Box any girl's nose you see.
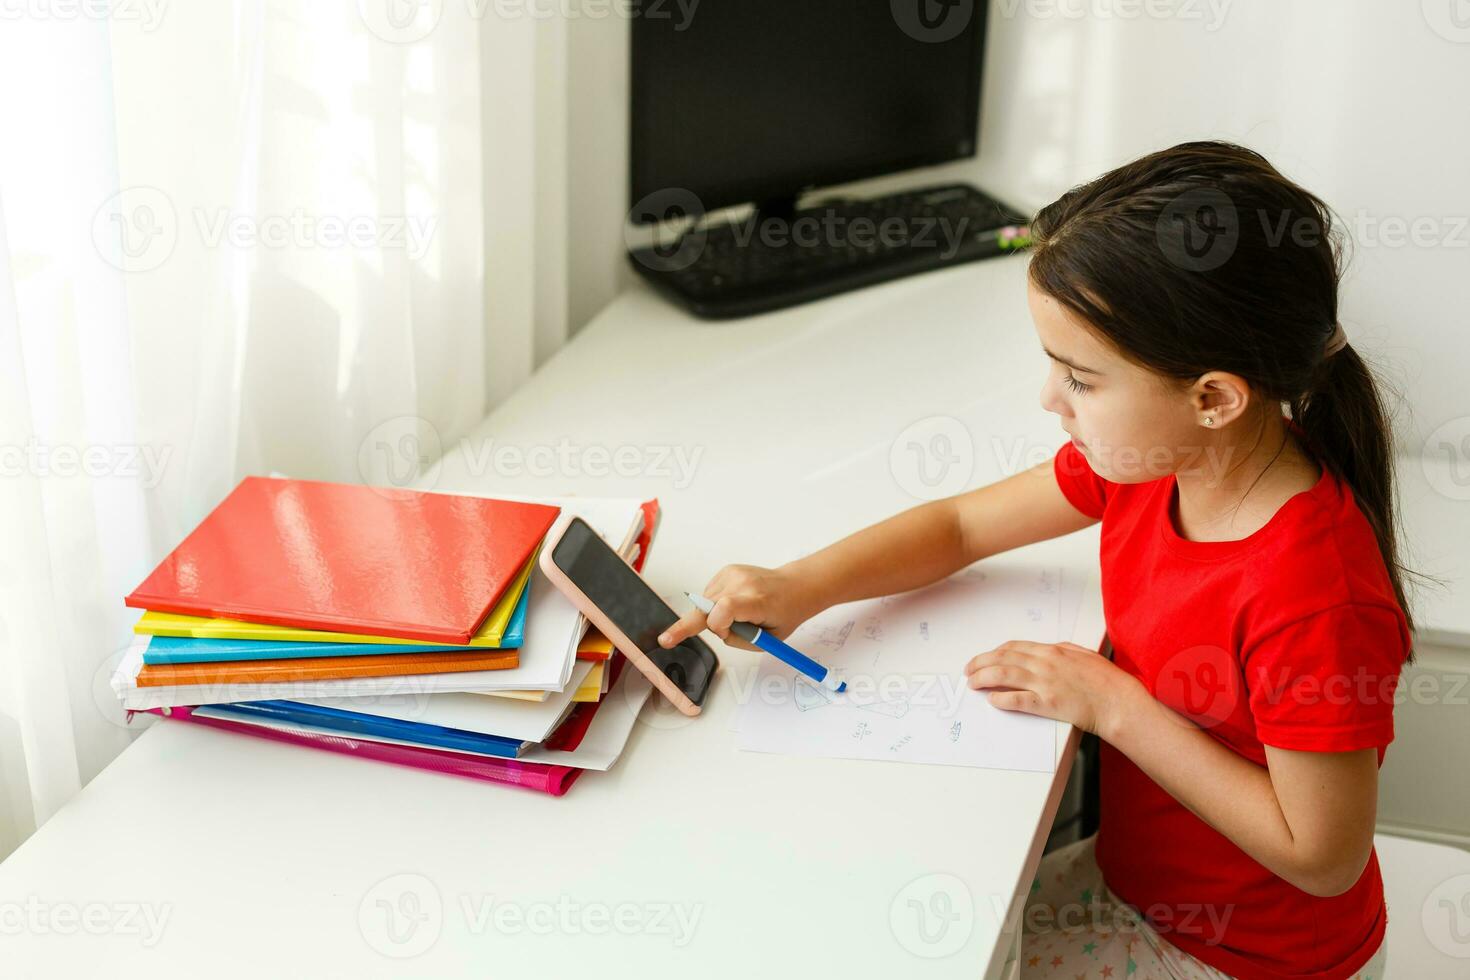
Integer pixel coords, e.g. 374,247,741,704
1039,378,1068,418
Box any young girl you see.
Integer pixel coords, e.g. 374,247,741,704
658,142,1410,980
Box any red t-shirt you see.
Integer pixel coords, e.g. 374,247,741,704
1052,428,1409,980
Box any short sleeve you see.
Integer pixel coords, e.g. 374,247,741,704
1052,440,1114,520
1242,603,1408,752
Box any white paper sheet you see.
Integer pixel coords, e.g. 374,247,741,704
734,565,1062,772
296,661,594,743
518,667,652,771
191,663,652,773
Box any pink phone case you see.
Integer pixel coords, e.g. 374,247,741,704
539,516,708,718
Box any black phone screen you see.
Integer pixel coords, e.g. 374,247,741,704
550,517,717,706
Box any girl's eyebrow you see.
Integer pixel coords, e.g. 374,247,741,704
1042,346,1104,376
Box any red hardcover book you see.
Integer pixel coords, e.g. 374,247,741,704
126,477,560,644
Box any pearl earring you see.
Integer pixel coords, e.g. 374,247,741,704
1203,416,1215,426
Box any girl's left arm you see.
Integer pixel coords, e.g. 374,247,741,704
965,641,1379,898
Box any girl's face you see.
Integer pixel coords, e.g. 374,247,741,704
1027,279,1204,484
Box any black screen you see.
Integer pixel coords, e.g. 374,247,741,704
551,518,717,705
630,0,988,218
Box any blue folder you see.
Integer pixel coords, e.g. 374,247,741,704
199,700,528,758
142,579,531,664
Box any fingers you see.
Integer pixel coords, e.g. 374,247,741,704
664,565,773,652
988,689,1043,713
657,593,762,651
704,595,750,634
965,640,1055,676
966,663,1035,692
658,609,707,648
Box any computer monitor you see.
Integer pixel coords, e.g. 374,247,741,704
629,0,990,221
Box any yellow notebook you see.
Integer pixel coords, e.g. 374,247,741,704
570,661,605,703
133,550,535,648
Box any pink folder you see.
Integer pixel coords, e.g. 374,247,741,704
144,705,585,796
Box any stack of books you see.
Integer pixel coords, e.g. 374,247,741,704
111,476,660,796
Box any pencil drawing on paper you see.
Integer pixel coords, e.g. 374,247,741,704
856,697,909,719
793,678,836,712
810,620,854,651
736,564,1066,772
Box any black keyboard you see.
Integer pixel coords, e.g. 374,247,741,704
627,183,1031,319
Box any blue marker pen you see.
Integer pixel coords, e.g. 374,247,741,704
685,593,846,693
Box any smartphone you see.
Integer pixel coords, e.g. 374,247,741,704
540,516,718,717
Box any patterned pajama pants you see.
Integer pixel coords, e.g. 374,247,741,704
1018,835,1388,980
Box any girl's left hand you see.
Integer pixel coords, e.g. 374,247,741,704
964,641,1146,738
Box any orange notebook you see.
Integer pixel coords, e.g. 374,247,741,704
577,628,614,662
133,648,518,687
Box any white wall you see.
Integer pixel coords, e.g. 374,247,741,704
558,0,1470,457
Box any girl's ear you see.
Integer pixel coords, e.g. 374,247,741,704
1188,371,1252,428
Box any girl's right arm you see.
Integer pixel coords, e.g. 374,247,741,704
658,455,1098,650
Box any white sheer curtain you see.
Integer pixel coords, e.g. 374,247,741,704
0,2,514,857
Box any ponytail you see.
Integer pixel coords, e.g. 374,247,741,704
1292,344,1417,646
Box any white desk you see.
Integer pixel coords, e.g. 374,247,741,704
0,256,1107,978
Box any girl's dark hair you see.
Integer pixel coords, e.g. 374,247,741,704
1028,140,1420,645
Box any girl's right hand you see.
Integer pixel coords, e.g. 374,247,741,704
657,563,823,651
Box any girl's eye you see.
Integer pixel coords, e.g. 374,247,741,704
1063,373,1092,395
